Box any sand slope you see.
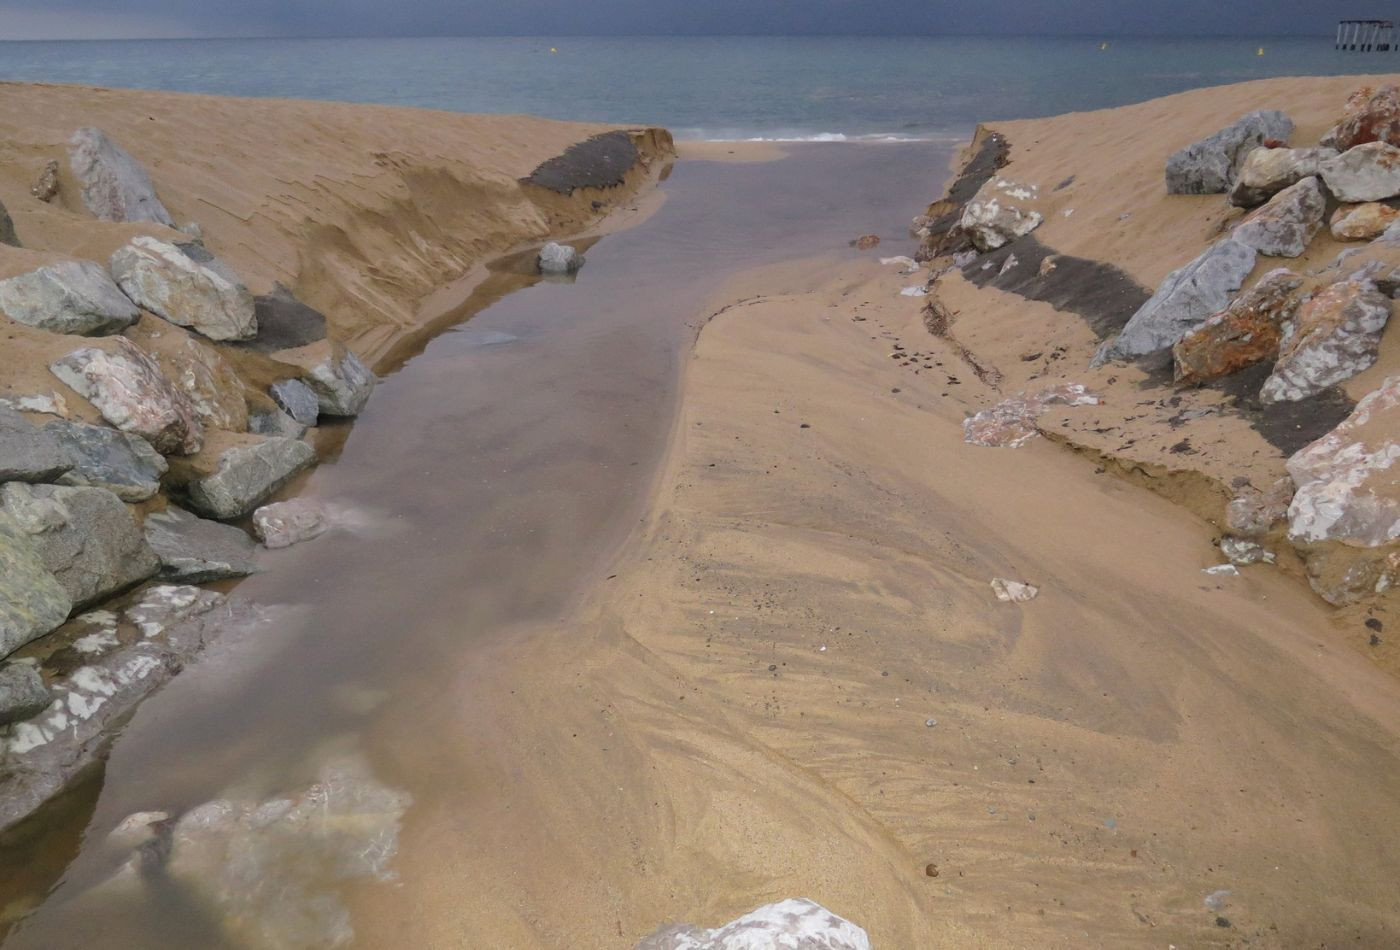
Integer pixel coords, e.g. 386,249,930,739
353,250,1400,946
0,82,670,363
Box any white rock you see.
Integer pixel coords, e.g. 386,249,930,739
1320,142,1400,203
959,177,1043,251
67,127,174,226
1286,374,1400,547
50,338,204,455
636,898,871,950
539,241,583,275
991,578,1039,602
110,236,256,342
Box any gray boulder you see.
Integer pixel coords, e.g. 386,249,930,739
68,127,175,226
1231,176,1325,258
1228,146,1338,207
269,379,319,427
0,482,159,609
1095,239,1257,363
180,435,316,520
0,663,51,726
0,260,139,336
45,419,168,502
252,499,328,549
0,511,72,658
110,236,256,342
285,340,375,417
1261,278,1391,404
0,200,18,247
539,241,583,275
143,505,260,582
1320,142,1400,203
50,338,204,455
247,405,308,440
637,899,871,950
240,285,328,353
1166,110,1294,195
0,405,74,483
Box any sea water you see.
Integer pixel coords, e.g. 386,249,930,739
0,35,1381,139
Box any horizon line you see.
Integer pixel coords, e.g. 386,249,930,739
0,31,1333,43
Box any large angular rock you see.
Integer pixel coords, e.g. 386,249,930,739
269,379,319,427
67,127,175,226
1320,142,1400,203
240,285,328,353
637,899,871,950
1286,374,1399,547
0,260,139,336
0,482,159,609
0,405,74,483
0,511,72,658
247,405,307,440
1260,278,1391,404
1173,268,1303,384
147,333,249,431
0,663,51,726
110,236,256,342
176,434,316,520
1166,110,1294,195
1321,85,1400,152
1330,202,1400,241
44,419,167,502
1231,176,1325,258
282,340,376,417
0,588,243,832
1095,239,1257,363
50,338,204,455
1229,146,1339,207
959,177,1043,251
143,505,260,582
539,242,583,275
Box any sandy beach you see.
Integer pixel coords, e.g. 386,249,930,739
2,67,1400,950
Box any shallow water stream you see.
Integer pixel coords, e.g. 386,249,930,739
0,143,950,947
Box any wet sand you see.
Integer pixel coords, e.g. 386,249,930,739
0,143,948,947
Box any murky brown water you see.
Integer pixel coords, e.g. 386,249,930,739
0,143,950,948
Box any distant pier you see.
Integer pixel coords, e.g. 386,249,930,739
1337,20,1397,51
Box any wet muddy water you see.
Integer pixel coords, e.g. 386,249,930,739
0,143,950,947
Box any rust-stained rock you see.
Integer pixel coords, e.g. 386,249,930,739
1321,85,1400,152
142,332,249,432
1260,278,1391,404
1330,202,1400,241
962,384,1100,448
49,338,204,455
1173,268,1303,384
852,234,880,250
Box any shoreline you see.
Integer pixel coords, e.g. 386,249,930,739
4,71,1400,947
0,82,675,839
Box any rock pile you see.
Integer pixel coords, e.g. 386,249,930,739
0,126,379,794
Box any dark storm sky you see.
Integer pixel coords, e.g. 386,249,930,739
0,0,1342,40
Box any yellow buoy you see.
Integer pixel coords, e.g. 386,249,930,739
550,47,558,54
1099,42,1109,50
1257,47,1265,56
